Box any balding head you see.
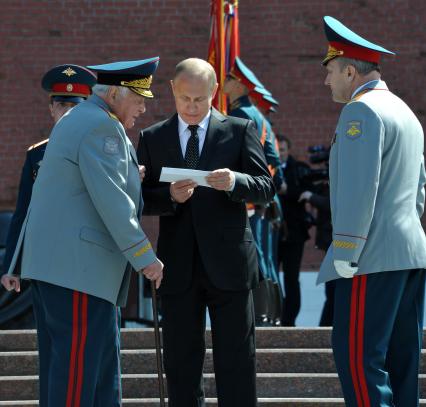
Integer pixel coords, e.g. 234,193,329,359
171,58,219,125
174,58,217,93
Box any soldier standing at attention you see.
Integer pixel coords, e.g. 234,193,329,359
0,64,96,329
224,58,284,325
318,16,426,406
1,58,163,406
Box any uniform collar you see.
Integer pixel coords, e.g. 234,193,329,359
87,94,113,112
351,79,388,100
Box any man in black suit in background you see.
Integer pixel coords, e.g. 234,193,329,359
276,135,312,326
137,58,274,407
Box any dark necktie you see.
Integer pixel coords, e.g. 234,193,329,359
184,124,199,169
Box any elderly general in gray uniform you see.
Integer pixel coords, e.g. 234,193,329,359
318,16,426,407
1,58,163,406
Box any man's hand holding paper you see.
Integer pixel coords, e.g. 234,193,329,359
161,167,236,201
206,168,235,191
160,167,211,187
170,179,198,203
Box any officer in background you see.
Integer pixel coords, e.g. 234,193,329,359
1,58,163,406
299,183,333,326
0,64,96,329
318,16,426,406
277,134,313,326
250,88,282,256
224,57,283,325
250,86,284,325
250,88,279,117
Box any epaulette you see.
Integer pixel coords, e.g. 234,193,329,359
28,138,49,151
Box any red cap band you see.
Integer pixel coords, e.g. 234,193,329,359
51,83,91,96
329,41,380,64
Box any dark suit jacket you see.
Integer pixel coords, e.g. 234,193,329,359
279,156,312,243
137,108,275,294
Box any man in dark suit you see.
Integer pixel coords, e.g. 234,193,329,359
276,135,312,326
137,58,275,407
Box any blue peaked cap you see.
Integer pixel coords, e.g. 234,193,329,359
263,94,279,106
42,64,96,104
323,16,395,65
250,86,279,112
252,86,272,97
230,57,264,90
87,57,160,98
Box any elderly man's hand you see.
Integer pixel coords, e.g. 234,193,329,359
206,168,235,191
141,259,164,289
1,274,21,292
170,179,197,203
139,165,146,182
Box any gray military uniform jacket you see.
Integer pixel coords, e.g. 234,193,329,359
7,95,156,306
318,80,426,284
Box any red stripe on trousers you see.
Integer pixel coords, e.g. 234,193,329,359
74,293,88,407
66,291,80,407
349,276,363,406
357,275,371,407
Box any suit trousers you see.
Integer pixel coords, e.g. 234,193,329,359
279,241,305,326
161,245,257,407
332,269,425,407
319,280,335,327
31,280,122,407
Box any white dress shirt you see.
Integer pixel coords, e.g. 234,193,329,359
176,109,235,191
177,110,211,157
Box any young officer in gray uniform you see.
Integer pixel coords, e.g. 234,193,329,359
318,16,426,406
1,57,163,407
0,64,96,329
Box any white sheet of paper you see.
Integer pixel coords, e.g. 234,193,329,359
159,167,212,188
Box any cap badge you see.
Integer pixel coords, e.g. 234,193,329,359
62,67,77,77
66,84,74,92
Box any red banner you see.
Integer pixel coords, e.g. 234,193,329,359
208,0,240,114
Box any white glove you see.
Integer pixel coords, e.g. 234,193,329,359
334,260,358,278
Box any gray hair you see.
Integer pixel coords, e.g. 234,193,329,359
92,84,130,98
337,57,380,75
174,58,217,92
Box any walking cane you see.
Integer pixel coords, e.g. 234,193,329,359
151,281,166,406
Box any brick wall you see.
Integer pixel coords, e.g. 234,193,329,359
1,0,425,268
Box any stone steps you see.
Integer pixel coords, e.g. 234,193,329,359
0,349,335,375
0,328,335,351
2,374,426,399
1,328,424,404
1,402,426,407
0,398,376,407
2,348,426,376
